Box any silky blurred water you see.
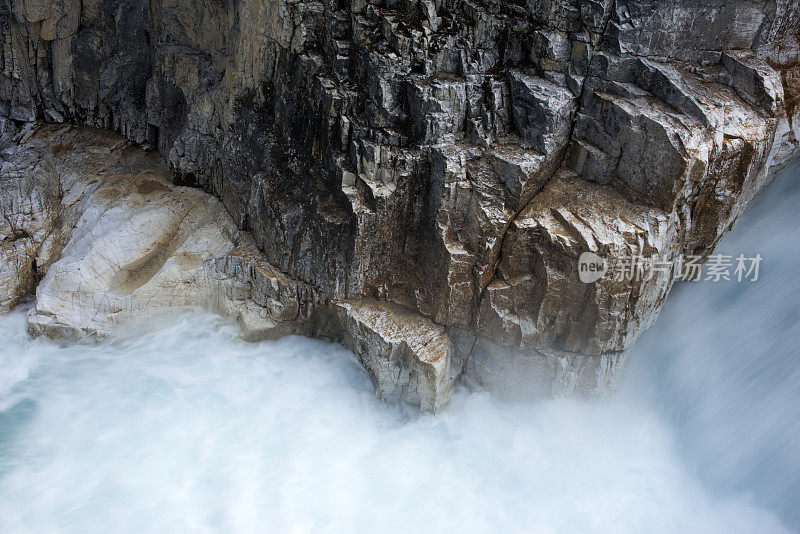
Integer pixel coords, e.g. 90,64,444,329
0,163,797,533
626,160,800,528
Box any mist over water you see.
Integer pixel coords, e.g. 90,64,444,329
626,160,800,527
0,164,798,533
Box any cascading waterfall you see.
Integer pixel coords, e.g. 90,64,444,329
0,162,797,533
625,160,800,528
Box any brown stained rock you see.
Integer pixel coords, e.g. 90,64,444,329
476,169,675,358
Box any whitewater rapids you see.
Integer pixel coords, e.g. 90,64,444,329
0,164,797,533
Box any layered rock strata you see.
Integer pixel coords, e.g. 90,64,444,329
1,0,799,409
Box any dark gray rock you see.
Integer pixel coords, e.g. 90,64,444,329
1,0,798,409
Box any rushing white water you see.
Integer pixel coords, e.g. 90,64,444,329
0,164,797,533
625,160,800,529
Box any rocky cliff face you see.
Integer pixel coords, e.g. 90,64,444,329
1,0,798,410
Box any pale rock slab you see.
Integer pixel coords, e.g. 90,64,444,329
25,142,243,337
334,300,458,412
476,169,675,357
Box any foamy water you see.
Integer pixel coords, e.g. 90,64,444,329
0,163,797,533
626,160,800,528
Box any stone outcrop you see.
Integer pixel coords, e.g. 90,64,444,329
1,0,799,409
2,125,464,411
1,125,280,338
335,299,462,412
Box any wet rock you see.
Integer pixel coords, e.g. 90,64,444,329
466,337,627,402
0,0,799,408
335,299,462,412
475,169,675,370
7,126,459,410
22,128,248,338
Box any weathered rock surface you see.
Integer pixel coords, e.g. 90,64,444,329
2,125,270,338
3,125,463,410
335,300,460,412
1,0,799,409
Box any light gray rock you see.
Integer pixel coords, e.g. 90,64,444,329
335,299,460,412
476,169,675,358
